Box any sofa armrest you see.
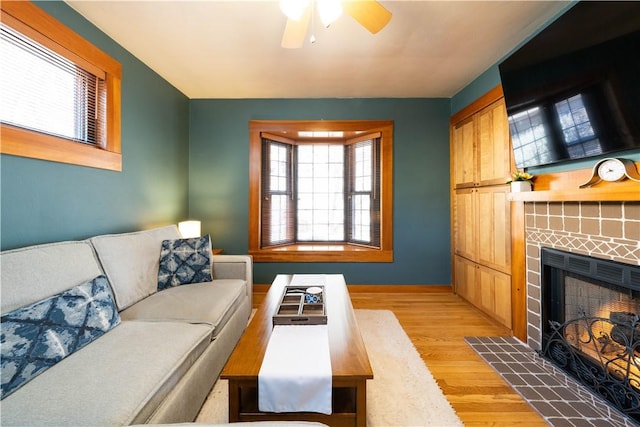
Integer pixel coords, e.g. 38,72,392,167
212,255,253,307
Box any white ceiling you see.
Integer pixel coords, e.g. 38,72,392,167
65,0,571,99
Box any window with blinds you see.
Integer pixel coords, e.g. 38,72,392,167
262,141,294,247
0,1,122,171
249,120,393,262
347,139,380,247
1,24,105,146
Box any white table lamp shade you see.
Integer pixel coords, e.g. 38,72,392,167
178,220,201,238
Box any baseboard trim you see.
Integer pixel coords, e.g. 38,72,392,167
348,285,453,293
253,284,453,293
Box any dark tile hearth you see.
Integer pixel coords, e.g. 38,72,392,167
465,336,638,427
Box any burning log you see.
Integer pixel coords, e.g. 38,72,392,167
610,311,640,349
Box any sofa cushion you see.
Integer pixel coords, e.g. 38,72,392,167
120,279,246,338
1,275,120,399
158,235,213,290
0,320,212,426
90,225,181,310
0,241,103,314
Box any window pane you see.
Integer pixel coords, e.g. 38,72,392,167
352,195,371,242
313,178,329,192
508,107,553,168
329,224,343,240
296,143,344,241
313,145,328,163
329,145,343,162
269,195,290,243
269,144,288,192
298,177,313,193
298,193,313,209
330,177,343,193
298,224,312,240
554,94,601,159
313,193,329,207
354,141,372,192
314,163,329,178
298,163,313,177
297,145,313,162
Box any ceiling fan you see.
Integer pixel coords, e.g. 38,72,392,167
280,0,392,48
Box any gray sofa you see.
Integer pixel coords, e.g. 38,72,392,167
0,225,253,426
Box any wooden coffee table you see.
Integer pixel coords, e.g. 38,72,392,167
221,274,373,427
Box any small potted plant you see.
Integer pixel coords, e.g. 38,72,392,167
507,170,535,192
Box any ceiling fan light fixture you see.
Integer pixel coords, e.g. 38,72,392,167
280,0,310,21
317,0,343,27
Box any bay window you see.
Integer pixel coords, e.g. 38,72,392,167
249,120,393,262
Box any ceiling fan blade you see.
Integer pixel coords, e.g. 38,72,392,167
343,0,392,34
281,7,311,49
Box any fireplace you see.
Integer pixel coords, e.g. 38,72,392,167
540,247,640,420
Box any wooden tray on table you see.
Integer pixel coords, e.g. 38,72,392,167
272,285,327,325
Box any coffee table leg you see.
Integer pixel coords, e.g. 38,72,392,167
228,380,240,422
356,380,367,427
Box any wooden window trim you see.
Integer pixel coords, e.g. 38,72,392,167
0,1,122,171
249,120,393,262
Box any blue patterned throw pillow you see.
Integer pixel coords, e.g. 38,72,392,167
1,275,120,399
157,235,213,291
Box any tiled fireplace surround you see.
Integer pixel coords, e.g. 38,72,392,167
524,201,640,351
468,201,640,426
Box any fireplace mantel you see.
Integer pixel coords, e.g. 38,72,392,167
509,160,640,202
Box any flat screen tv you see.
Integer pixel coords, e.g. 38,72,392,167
498,1,640,169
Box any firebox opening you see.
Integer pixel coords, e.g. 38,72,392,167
540,247,640,421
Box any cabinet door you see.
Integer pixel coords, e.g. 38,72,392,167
478,265,512,328
453,188,477,262
452,117,476,188
454,255,479,306
477,99,511,186
476,185,511,274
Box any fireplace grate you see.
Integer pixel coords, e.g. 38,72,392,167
541,247,640,423
542,311,640,420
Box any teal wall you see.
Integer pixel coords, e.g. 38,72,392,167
0,2,190,250
189,99,452,285
451,66,502,116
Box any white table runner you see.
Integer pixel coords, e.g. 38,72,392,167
258,275,332,415
258,324,332,414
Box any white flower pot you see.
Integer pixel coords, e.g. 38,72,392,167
511,181,532,192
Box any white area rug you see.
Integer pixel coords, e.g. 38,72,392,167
196,309,463,426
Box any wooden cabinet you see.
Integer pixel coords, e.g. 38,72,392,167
454,185,510,272
452,98,511,188
453,188,476,261
450,87,514,329
478,264,512,328
454,255,512,329
454,255,479,306
477,100,511,186
452,118,475,188
476,185,511,273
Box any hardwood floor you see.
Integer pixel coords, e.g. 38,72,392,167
253,285,548,426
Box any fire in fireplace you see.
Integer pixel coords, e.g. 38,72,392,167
540,247,640,421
